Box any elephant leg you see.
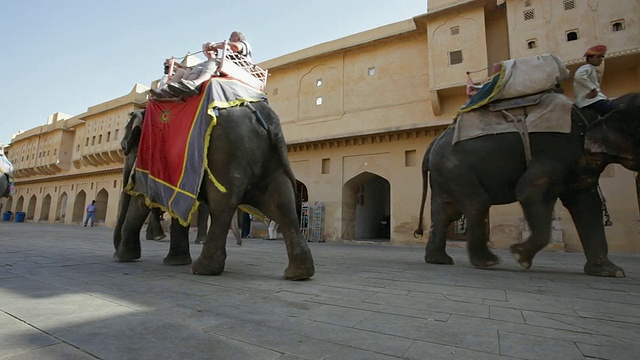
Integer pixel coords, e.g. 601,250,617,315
146,209,166,241
560,188,624,277
192,206,235,275
116,196,149,261
511,165,560,269
439,174,497,268
424,196,458,265
195,202,208,244
113,191,131,251
252,174,315,280
465,205,498,268
163,218,192,266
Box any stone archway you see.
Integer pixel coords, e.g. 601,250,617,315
73,191,87,223
40,194,52,222
56,192,68,222
342,171,391,241
15,195,24,212
26,195,37,220
95,188,109,225
5,196,13,213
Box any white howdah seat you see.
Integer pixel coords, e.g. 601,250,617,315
217,43,268,92
162,41,268,94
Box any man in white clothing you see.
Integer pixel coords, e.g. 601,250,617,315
573,44,617,116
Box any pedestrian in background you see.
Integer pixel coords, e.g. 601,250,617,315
241,211,252,238
267,220,279,240
84,200,97,227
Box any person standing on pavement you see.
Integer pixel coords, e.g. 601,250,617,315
84,200,97,227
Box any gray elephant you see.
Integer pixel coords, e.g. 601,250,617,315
415,92,640,277
114,110,241,266
115,102,314,280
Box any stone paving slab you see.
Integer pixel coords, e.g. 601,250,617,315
0,222,639,359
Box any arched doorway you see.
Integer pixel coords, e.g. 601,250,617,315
342,172,391,241
26,195,37,220
73,191,87,223
5,196,13,213
15,195,24,212
95,188,109,224
295,180,309,227
40,194,52,222
56,192,68,222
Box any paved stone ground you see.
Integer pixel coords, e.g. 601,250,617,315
0,222,639,360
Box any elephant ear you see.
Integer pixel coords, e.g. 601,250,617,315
122,110,145,155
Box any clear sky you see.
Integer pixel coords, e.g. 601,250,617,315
0,0,427,146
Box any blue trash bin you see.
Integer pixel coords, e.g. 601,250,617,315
2,211,12,221
15,211,26,223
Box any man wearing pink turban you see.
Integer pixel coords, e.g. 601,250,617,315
573,44,617,116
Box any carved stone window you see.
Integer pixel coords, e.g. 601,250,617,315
524,9,535,21
448,50,463,65
563,0,575,10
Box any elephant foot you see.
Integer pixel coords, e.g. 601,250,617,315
154,234,167,241
584,260,625,277
115,248,141,262
425,249,454,265
469,248,500,268
284,262,315,281
194,236,206,244
191,256,225,275
425,239,454,265
283,247,315,280
163,254,192,266
510,243,535,270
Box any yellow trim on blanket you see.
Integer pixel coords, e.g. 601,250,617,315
203,109,227,193
238,204,267,222
124,181,198,228
203,78,265,193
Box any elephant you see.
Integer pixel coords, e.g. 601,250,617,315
0,173,9,198
115,102,315,280
113,110,241,266
415,92,640,277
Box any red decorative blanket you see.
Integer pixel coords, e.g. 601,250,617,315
126,78,267,226
127,84,212,226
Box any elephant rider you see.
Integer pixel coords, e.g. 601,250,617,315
209,31,253,63
150,31,253,99
573,44,617,116
150,43,219,99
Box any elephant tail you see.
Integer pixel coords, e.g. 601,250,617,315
414,142,434,239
